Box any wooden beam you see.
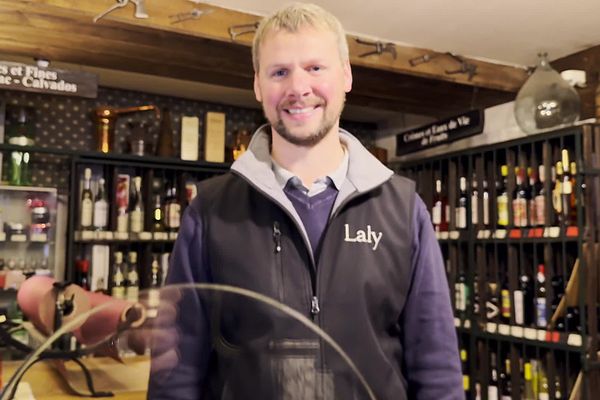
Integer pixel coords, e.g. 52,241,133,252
6,0,528,91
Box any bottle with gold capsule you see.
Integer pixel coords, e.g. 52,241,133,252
497,165,509,228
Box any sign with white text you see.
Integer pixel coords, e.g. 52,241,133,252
396,109,484,156
0,61,98,98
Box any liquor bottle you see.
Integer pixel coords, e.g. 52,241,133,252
569,161,578,225
523,362,535,400
487,282,500,323
76,259,90,291
500,271,511,324
80,168,94,230
554,375,562,399
552,162,563,225
500,359,512,400
482,180,490,227
152,194,164,232
471,175,479,226
538,364,550,400
150,253,161,288
455,267,468,318
528,167,538,227
534,165,546,226
488,352,499,400
93,178,109,231
535,264,547,328
497,165,509,228
472,272,480,317
111,251,126,299
8,106,35,186
513,167,528,227
515,263,533,326
156,107,175,157
456,177,468,229
126,251,139,302
460,346,469,397
561,150,572,225
129,176,144,233
164,182,181,232
432,179,448,232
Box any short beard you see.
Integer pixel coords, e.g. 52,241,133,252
268,99,345,147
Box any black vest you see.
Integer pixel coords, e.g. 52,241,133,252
195,171,416,400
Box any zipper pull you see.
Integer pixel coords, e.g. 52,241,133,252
311,296,320,315
273,222,281,253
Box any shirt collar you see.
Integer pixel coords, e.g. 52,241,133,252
272,145,349,193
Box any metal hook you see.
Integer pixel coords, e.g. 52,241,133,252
169,8,212,24
228,22,260,41
355,38,397,60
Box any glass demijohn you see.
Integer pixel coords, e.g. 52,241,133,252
514,53,580,134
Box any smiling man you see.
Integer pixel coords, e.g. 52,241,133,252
150,3,463,399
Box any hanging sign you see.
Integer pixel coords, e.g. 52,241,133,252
0,61,98,98
396,109,484,156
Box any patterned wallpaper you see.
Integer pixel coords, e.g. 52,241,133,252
0,87,377,189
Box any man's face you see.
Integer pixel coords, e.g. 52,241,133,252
253,26,352,147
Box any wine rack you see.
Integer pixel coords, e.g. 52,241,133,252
395,124,600,400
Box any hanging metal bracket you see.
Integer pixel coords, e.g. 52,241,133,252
228,22,260,41
408,52,478,81
355,38,397,60
169,8,213,24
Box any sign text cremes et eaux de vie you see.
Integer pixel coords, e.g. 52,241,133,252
396,109,484,156
0,61,98,98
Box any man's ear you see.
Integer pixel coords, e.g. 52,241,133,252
343,60,353,93
254,73,263,102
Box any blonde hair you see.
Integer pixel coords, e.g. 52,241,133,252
252,2,349,72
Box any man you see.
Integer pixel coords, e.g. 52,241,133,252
149,3,463,399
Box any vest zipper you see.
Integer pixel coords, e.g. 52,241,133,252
273,222,284,302
311,296,320,315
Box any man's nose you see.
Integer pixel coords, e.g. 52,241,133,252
286,70,311,98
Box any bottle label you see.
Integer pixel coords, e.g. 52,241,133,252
456,206,467,229
471,194,478,225
432,202,442,225
497,195,509,226
112,286,125,299
536,297,547,327
81,199,93,227
130,210,143,233
562,180,572,195
462,375,469,391
535,195,545,225
455,283,466,311
513,290,524,325
488,386,498,400
126,286,139,302
93,201,108,229
512,198,527,227
166,203,181,228
117,214,128,233
483,195,490,226
501,289,511,318
539,394,550,400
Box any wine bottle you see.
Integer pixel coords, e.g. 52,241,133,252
111,251,125,299
561,150,572,225
523,362,535,400
455,267,468,318
500,358,512,400
497,165,509,228
152,194,164,232
513,167,528,227
534,165,546,226
93,178,109,231
456,177,468,230
535,264,547,328
471,174,479,226
488,352,499,400
156,107,175,157
432,179,449,232
126,251,139,302
80,168,94,230
129,176,144,233
552,162,563,225
164,182,181,232
482,179,490,227
500,271,511,324
515,263,533,327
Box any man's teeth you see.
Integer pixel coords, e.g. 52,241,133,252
287,107,313,115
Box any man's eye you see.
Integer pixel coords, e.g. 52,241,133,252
310,66,322,72
272,70,287,77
